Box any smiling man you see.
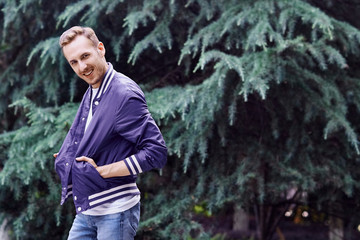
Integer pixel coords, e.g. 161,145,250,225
54,26,167,240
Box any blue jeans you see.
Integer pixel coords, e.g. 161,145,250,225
67,202,140,240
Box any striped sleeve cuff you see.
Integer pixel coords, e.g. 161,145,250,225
124,155,143,175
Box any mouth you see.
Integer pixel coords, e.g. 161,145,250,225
83,69,93,77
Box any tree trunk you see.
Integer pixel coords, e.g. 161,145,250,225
233,205,249,234
0,219,9,240
329,216,344,240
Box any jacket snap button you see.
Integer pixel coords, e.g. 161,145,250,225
78,207,81,211
74,196,77,200
94,101,99,105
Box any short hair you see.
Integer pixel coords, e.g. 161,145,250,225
59,26,99,48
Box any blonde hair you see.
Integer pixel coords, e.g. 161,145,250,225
59,26,99,48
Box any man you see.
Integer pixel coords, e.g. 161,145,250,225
54,26,167,240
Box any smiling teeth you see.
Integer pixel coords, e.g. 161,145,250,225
84,70,93,76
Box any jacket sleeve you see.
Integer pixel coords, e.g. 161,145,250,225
114,88,167,175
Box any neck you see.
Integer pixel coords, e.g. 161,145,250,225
92,61,109,89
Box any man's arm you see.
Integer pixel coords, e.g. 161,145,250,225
114,95,167,175
75,156,131,178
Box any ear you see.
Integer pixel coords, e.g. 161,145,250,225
97,42,106,57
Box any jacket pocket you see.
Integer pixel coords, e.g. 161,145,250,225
73,161,108,193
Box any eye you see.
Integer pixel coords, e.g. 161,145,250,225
70,60,77,65
81,53,90,60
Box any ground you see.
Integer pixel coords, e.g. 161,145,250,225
194,209,360,240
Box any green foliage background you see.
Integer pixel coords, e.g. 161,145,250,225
0,0,360,239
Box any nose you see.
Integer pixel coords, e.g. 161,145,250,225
79,61,87,72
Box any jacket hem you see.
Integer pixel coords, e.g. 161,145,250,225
88,183,140,207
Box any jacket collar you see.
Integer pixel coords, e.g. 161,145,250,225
91,62,115,99
89,63,116,115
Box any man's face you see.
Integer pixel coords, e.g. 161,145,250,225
62,35,108,88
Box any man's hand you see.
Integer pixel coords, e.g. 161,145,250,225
76,156,131,178
53,153,59,158
76,156,98,168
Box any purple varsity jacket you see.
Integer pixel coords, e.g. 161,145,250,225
54,63,167,213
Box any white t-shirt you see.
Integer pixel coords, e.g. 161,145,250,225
84,88,99,132
82,87,140,215
82,195,140,216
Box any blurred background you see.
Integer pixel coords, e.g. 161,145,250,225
0,0,360,239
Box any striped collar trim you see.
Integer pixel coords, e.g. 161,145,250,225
91,62,116,99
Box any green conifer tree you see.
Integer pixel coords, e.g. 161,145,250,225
1,0,360,239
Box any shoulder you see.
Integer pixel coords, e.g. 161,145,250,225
79,87,91,106
111,71,145,100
